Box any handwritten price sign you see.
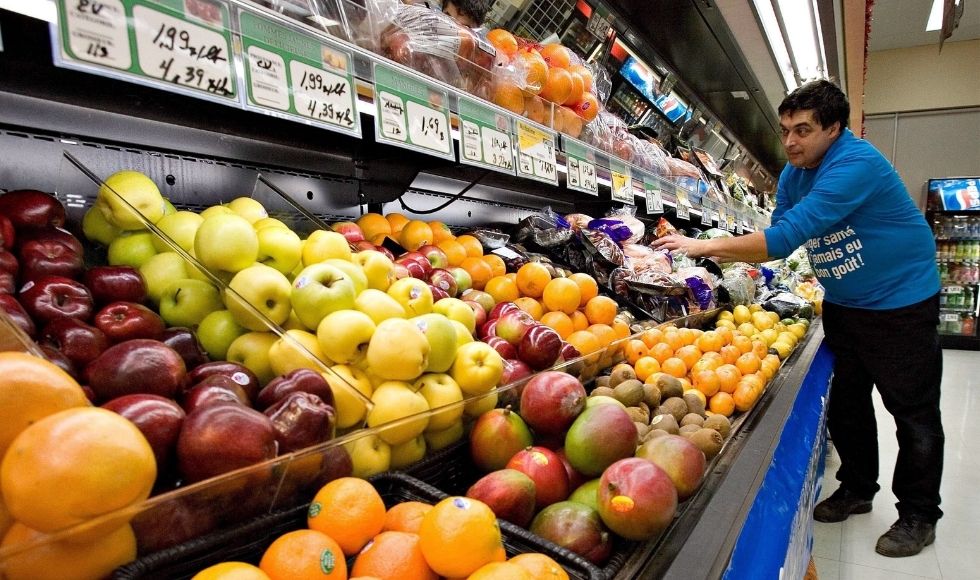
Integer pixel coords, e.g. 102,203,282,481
59,0,132,70
374,63,454,161
564,137,599,196
458,96,515,174
515,120,558,185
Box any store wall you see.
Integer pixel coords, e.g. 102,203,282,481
864,40,980,113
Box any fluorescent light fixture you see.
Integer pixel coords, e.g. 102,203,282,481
753,0,797,90
753,0,827,90
927,0,961,31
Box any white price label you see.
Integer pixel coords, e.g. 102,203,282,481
290,61,355,128
645,182,663,214
378,91,407,142
245,45,288,110
533,157,558,182
408,101,451,154
132,4,234,96
462,120,481,162
676,203,690,220
701,206,713,226
482,127,514,171
611,170,633,204
63,0,131,69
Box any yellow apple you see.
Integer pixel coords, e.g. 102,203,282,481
256,226,302,275
323,258,367,294
433,297,477,334
387,277,433,317
254,217,289,231
268,329,330,376
344,434,391,478
302,230,351,265
139,252,189,304
200,205,235,219
97,170,165,230
316,310,375,365
82,202,121,246
352,250,395,291
365,318,430,381
449,341,504,396
226,331,279,385
450,320,474,350
411,313,458,373
283,310,312,331
152,211,203,253
424,422,464,451
463,390,498,418
194,213,259,274
226,197,268,224
414,373,464,432
226,263,292,330
354,289,407,324
323,365,372,429
290,263,357,330
367,381,430,445
389,435,427,469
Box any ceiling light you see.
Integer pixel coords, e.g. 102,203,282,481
753,0,828,90
927,0,961,31
752,0,797,90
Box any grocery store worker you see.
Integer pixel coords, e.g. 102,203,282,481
653,79,944,558
442,0,492,29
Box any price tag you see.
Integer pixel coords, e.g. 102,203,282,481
457,96,516,174
675,200,690,221
736,217,744,234
374,63,454,160
515,119,558,185
585,6,612,38
701,201,713,226
238,9,359,137
644,177,663,214
564,137,598,196
675,188,691,210
609,159,633,204
54,0,238,104
726,212,736,232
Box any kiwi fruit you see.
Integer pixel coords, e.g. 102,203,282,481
594,376,611,389
703,415,731,439
649,413,679,434
614,379,645,407
591,386,615,399
609,364,637,387
679,424,702,436
634,421,650,439
642,383,662,407
626,406,650,424
683,391,706,417
689,428,724,459
680,413,705,428
642,429,670,443
653,374,684,399
660,397,689,423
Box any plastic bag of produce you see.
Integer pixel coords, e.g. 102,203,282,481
586,218,633,245
623,244,672,274
564,213,593,231
514,207,573,248
654,217,679,239
469,228,510,250
685,276,714,311
762,291,809,319
696,228,733,240
717,265,756,306
581,229,626,266
606,206,645,245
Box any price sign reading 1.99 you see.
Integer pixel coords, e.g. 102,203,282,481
374,63,454,161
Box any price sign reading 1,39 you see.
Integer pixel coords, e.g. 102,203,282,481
563,137,599,196
54,0,238,104
458,96,515,174
515,119,558,185
373,63,454,161
238,9,359,137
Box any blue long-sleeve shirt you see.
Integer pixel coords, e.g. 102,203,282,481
763,128,939,310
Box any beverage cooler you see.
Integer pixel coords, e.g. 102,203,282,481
927,178,980,350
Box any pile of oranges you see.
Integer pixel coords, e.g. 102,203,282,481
193,477,569,580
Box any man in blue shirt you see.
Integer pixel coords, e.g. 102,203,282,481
655,80,944,558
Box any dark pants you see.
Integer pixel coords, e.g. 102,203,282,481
822,293,945,523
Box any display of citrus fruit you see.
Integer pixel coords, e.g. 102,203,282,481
307,477,386,555
418,496,503,578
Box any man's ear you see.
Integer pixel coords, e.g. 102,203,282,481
829,121,842,138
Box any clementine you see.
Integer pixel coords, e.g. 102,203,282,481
307,477,386,556
542,277,581,314
351,531,437,580
418,496,503,578
515,262,551,298
259,529,346,580
383,500,432,534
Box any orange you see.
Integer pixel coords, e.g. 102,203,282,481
569,64,594,90
731,334,753,354
612,319,631,340
491,82,526,115
513,296,544,320
456,234,484,258
623,339,649,365
693,370,720,398
661,357,687,379
696,331,724,353
467,561,533,580
524,94,548,124
428,221,454,243
662,329,684,352
735,352,761,376
542,278,581,314
677,327,699,346
583,295,617,325
649,342,674,364
399,220,434,251
641,327,664,348
716,326,734,346
259,529,346,580
386,213,410,235
1,407,155,535
418,496,503,578
633,356,661,382
538,44,571,69
677,377,693,392
587,323,616,349
486,29,519,58
690,357,721,375
307,477,386,556
0,351,90,459
519,50,548,94
719,345,741,365
461,257,494,291
0,521,137,580
568,273,598,307
485,276,520,303
674,345,702,370
351,531,437,580
569,92,599,122
515,262,551,298
565,330,601,358
540,311,574,339
482,254,507,278
193,562,271,579
715,364,742,394
751,340,769,360
539,67,572,104
564,72,585,106
709,392,735,417
570,310,589,331
733,384,759,413
357,213,392,240
383,501,433,534
437,239,467,267
509,553,569,580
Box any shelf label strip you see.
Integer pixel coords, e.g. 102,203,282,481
457,96,516,175
373,62,455,161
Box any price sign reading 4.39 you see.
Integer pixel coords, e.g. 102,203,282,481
515,119,558,185
54,0,238,104
458,96,515,174
374,63,454,160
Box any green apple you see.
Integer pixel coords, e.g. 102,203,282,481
302,230,351,266
323,259,367,294
463,390,498,418
367,381,430,445
152,211,203,253
344,434,391,478
433,297,477,334
365,318,430,381
194,213,259,274
200,205,234,220
316,309,375,365
107,231,158,268
139,252,190,304
291,263,357,330
256,226,302,275
387,277,434,317
323,364,372,429
268,329,330,376
162,198,177,216
225,331,279,385
413,373,464,432
354,289,406,324
410,313,458,373
449,341,504,396
159,278,223,327
226,197,268,224
351,250,395,291
424,422,464,451
450,320,474,350
97,170,165,230
283,310,312,331
389,435,427,469
225,263,292,330
254,217,289,231
82,202,121,246
197,309,247,360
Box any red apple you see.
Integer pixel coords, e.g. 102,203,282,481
506,446,570,508
187,361,260,402
161,327,210,372
392,262,411,280
353,240,376,253
488,301,520,321
85,339,187,402
263,391,336,453
0,190,66,230
464,299,486,329
374,245,395,261
396,251,432,278
519,371,586,436
182,375,251,413
478,319,499,340
19,275,94,324
83,266,147,306
255,368,335,410
495,310,535,345
518,324,563,370
94,301,166,343
39,317,109,367
38,344,78,379
0,249,18,276
102,394,186,469
331,221,365,243
428,284,450,302
16,227,85,281
428,268,458,297
461,289,494,314
449,267,472,294
0,214,14,250
417,244,449,269
0,294,35,337
484,335,518,360
596,458,678,540
176,403,278,483
559,342,582,362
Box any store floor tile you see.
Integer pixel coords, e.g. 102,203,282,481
812,348,980,580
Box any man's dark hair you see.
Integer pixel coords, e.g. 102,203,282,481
778,79,850,130
444,0,493,26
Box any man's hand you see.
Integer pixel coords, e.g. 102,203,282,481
651,234,710,257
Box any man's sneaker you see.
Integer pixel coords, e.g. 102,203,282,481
875,517,936,557
813,488,873,522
